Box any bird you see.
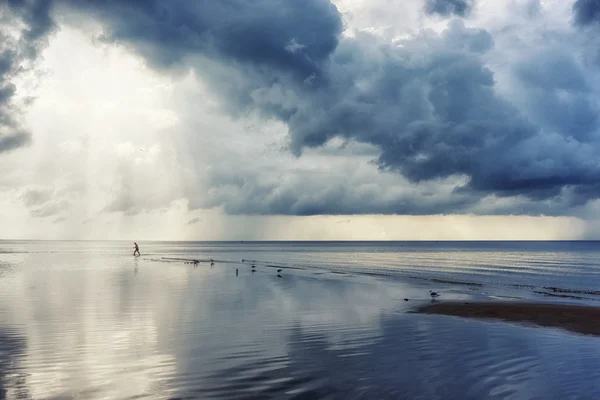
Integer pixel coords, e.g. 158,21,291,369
404,298,409,301
241,259,245,262
236,268,239,276
429,290,440,300
251,265,256,273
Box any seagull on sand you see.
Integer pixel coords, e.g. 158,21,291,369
429,290,440,300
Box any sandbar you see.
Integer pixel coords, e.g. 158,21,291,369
415,301,600,337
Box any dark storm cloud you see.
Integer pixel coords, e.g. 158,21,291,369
56,0,600,215
572,0,600,26
513,49,598,141
424,0,474,17
13,0,600,215
68,0,342,76
10,0,55,43
0,0,56,154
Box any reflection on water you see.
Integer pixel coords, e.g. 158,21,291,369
1,242,600,399
0,329,29,400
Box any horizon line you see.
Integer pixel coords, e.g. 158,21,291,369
1,239,599,242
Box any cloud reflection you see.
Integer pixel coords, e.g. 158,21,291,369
1,245,600,399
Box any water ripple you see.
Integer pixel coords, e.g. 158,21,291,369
3,241,600,398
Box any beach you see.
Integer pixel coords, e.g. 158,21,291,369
2,241,600,399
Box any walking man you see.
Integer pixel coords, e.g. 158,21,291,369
133,242,140,256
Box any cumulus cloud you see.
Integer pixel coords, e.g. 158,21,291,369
68,0,342,76
0,0,55,154
60,0,600,215
424,0,474,17
6,0,600,218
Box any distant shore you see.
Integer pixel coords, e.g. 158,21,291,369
415,301,600,337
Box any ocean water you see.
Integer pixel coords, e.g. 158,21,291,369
1,240,600,399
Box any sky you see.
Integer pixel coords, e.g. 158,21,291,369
1,0,600,240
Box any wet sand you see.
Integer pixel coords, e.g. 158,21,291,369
416,301,600,336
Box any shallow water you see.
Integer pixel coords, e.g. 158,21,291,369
2,241,600,399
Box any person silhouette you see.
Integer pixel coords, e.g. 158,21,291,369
133,242,140,256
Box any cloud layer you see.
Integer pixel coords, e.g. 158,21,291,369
0,0,55,153
3,0,600,218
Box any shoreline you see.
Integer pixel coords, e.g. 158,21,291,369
414,301,600,337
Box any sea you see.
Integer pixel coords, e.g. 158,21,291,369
1,240,600,399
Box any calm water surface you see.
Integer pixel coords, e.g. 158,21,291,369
1,241,600,399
